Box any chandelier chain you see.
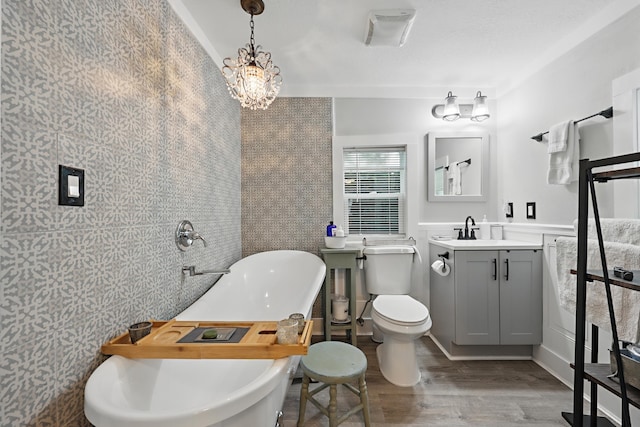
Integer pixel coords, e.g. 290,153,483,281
249,14,256,57
221,1,281,110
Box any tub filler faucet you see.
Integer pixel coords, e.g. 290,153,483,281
182,266,231,277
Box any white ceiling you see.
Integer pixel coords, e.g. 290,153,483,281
171,0,638,99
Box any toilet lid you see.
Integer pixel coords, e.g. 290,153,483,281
363,246,415,255
372,295,429,326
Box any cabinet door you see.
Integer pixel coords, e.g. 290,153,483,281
454,251,500,345
499,250,542,345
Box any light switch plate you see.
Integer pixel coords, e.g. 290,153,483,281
526,202,536,219
59,165,84,206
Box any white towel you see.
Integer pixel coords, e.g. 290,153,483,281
411,245,423,264
547,120,572,153
572,218,640,245
448,162,462,195
547,121,579,185
556,236,640,342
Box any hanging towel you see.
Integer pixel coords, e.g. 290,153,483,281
448,162,462,195
547,120,572,153
411,245,423,264
547,121,579,185
556,236,640,342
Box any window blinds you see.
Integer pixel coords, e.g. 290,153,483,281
343,147,406,235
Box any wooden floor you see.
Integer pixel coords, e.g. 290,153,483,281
281,336,576,427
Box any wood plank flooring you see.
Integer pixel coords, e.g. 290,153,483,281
281,336,576,426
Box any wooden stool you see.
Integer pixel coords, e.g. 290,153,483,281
297,341,371,427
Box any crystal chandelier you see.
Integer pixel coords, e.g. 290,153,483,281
222,0,282,110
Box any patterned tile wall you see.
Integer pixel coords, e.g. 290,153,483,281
241,98,333,256
241,97,333,318
0,1,241,425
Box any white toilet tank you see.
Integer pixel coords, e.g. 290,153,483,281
363,246,415,295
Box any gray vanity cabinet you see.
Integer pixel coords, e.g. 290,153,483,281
454,250,542,346
498,250,543,345
454,250,500,345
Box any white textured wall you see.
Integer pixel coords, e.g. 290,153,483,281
496,5,640,225
333,97,499,223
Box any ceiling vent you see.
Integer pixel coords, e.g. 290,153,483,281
364,9,416,47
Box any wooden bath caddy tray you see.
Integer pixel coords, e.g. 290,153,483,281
101,319,313,359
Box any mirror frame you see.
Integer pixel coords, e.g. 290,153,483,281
426,131,490,202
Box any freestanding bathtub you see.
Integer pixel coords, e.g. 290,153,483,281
84,250,326,427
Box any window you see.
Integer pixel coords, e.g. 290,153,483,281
342,147,406,235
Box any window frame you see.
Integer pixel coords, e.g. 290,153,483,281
332,134,419,241
343,148,406,235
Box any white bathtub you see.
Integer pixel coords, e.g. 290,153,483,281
84,250,326,427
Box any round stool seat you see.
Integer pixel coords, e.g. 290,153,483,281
301,341,367,383
297,341,371,427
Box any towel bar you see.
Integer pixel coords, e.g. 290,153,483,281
531,107,613,142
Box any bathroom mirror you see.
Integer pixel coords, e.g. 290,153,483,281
426,132,489,202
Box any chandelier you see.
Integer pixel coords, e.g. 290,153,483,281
222,0,282,110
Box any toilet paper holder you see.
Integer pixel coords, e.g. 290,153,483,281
431,255,451,277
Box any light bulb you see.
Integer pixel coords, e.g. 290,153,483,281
241,63,266,100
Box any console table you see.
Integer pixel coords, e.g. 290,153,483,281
320,248,360,346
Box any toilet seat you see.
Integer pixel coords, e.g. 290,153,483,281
372,295,429,326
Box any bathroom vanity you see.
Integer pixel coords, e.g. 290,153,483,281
429,239,542,359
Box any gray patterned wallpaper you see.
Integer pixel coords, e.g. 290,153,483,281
241,98,333,319
241,97,333,257
1,1,241,425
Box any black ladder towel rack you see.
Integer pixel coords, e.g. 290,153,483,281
531,107,613,142
562,152,640,427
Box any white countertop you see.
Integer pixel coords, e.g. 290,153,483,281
429,239,543,250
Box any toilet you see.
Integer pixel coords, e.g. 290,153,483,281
363,245,432,387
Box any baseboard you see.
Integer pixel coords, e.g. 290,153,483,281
532,344,574,389
533,344,623,426
429,335,532,361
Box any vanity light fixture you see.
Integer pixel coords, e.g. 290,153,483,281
432,91,491,122
471,91,490,122
222,0,282,110
442,91,460,121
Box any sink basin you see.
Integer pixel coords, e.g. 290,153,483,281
429,239,542,250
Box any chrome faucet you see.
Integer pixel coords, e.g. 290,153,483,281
182,265,230,276
187,230,208,247
175,220,207,251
